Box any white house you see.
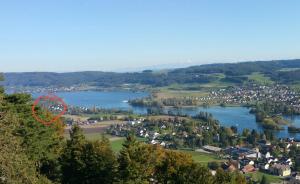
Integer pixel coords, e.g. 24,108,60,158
265,152,272,159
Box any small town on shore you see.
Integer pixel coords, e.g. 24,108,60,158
35,81,300,183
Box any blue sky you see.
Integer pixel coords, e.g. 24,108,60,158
0,0,300,72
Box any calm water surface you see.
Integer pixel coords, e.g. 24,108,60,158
31,91,300,139
32,91,149,114
167,106,300,139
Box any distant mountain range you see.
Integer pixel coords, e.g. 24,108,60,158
3,59,300,88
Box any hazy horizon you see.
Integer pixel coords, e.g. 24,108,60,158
3,58,299,73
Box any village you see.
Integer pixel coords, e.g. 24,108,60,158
107,116,300,183
32,82,300,184
165,84,300,109
204,84,300,109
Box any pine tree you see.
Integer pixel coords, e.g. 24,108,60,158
0,102,52,183
3,93,64,181
117,135,158,183
81,135,117,183
61,127,118,184
214,168,232,184
60,125,87,184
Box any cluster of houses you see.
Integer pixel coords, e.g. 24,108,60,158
107,117,300,182
47,104,65,113
108,117,201,149
7,85,90,93
203,140,300,181
108,119,146,136
159,84,300,112
224,147,292,177
109,119,167,146
65,118,98,126
209,84,300,108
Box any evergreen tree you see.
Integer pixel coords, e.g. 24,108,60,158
182,163,213,184
214,168,232,184
0,99,52,183
3,93,64,181
81,135,117,183
208,162,220,170
155,150,194,184
61,127,118,184
117,135,157,183
60,125,87,184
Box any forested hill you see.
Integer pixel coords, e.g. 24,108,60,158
3,59,300,87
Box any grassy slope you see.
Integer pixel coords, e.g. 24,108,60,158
179,150,224,164
110,138,126,152
245,172,283,183
155,89,209,99
152,71,277,104
247,72,274,85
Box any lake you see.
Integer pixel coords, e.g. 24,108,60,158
166,106,300,139
31,91,300,139
32,91,150,114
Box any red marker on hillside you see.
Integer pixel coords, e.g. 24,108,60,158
32,94,67,126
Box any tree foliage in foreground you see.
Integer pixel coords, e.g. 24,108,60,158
60,130,247,184
60,126,118,184
0,93,52,183
0,86,247,183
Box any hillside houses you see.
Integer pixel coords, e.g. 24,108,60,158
270,164,291,177
208,84,300,109
107,116,300,179
224,147,261,160
211,142,297,178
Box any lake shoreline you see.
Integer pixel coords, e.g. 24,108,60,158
29,90,300,139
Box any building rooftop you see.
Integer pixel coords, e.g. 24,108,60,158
203,145,222,152
272,163,291,170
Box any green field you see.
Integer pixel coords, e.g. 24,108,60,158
109,137,148,153
110,138,126,152
108,136,224,163
247,72,274,85
156,73,232,95
245,171,282,183
65,132,126,153
179,150,224,164
85,133,115,140
155,88,209,99
80,133,224,163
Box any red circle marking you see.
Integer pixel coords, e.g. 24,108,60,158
31,94,67,126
